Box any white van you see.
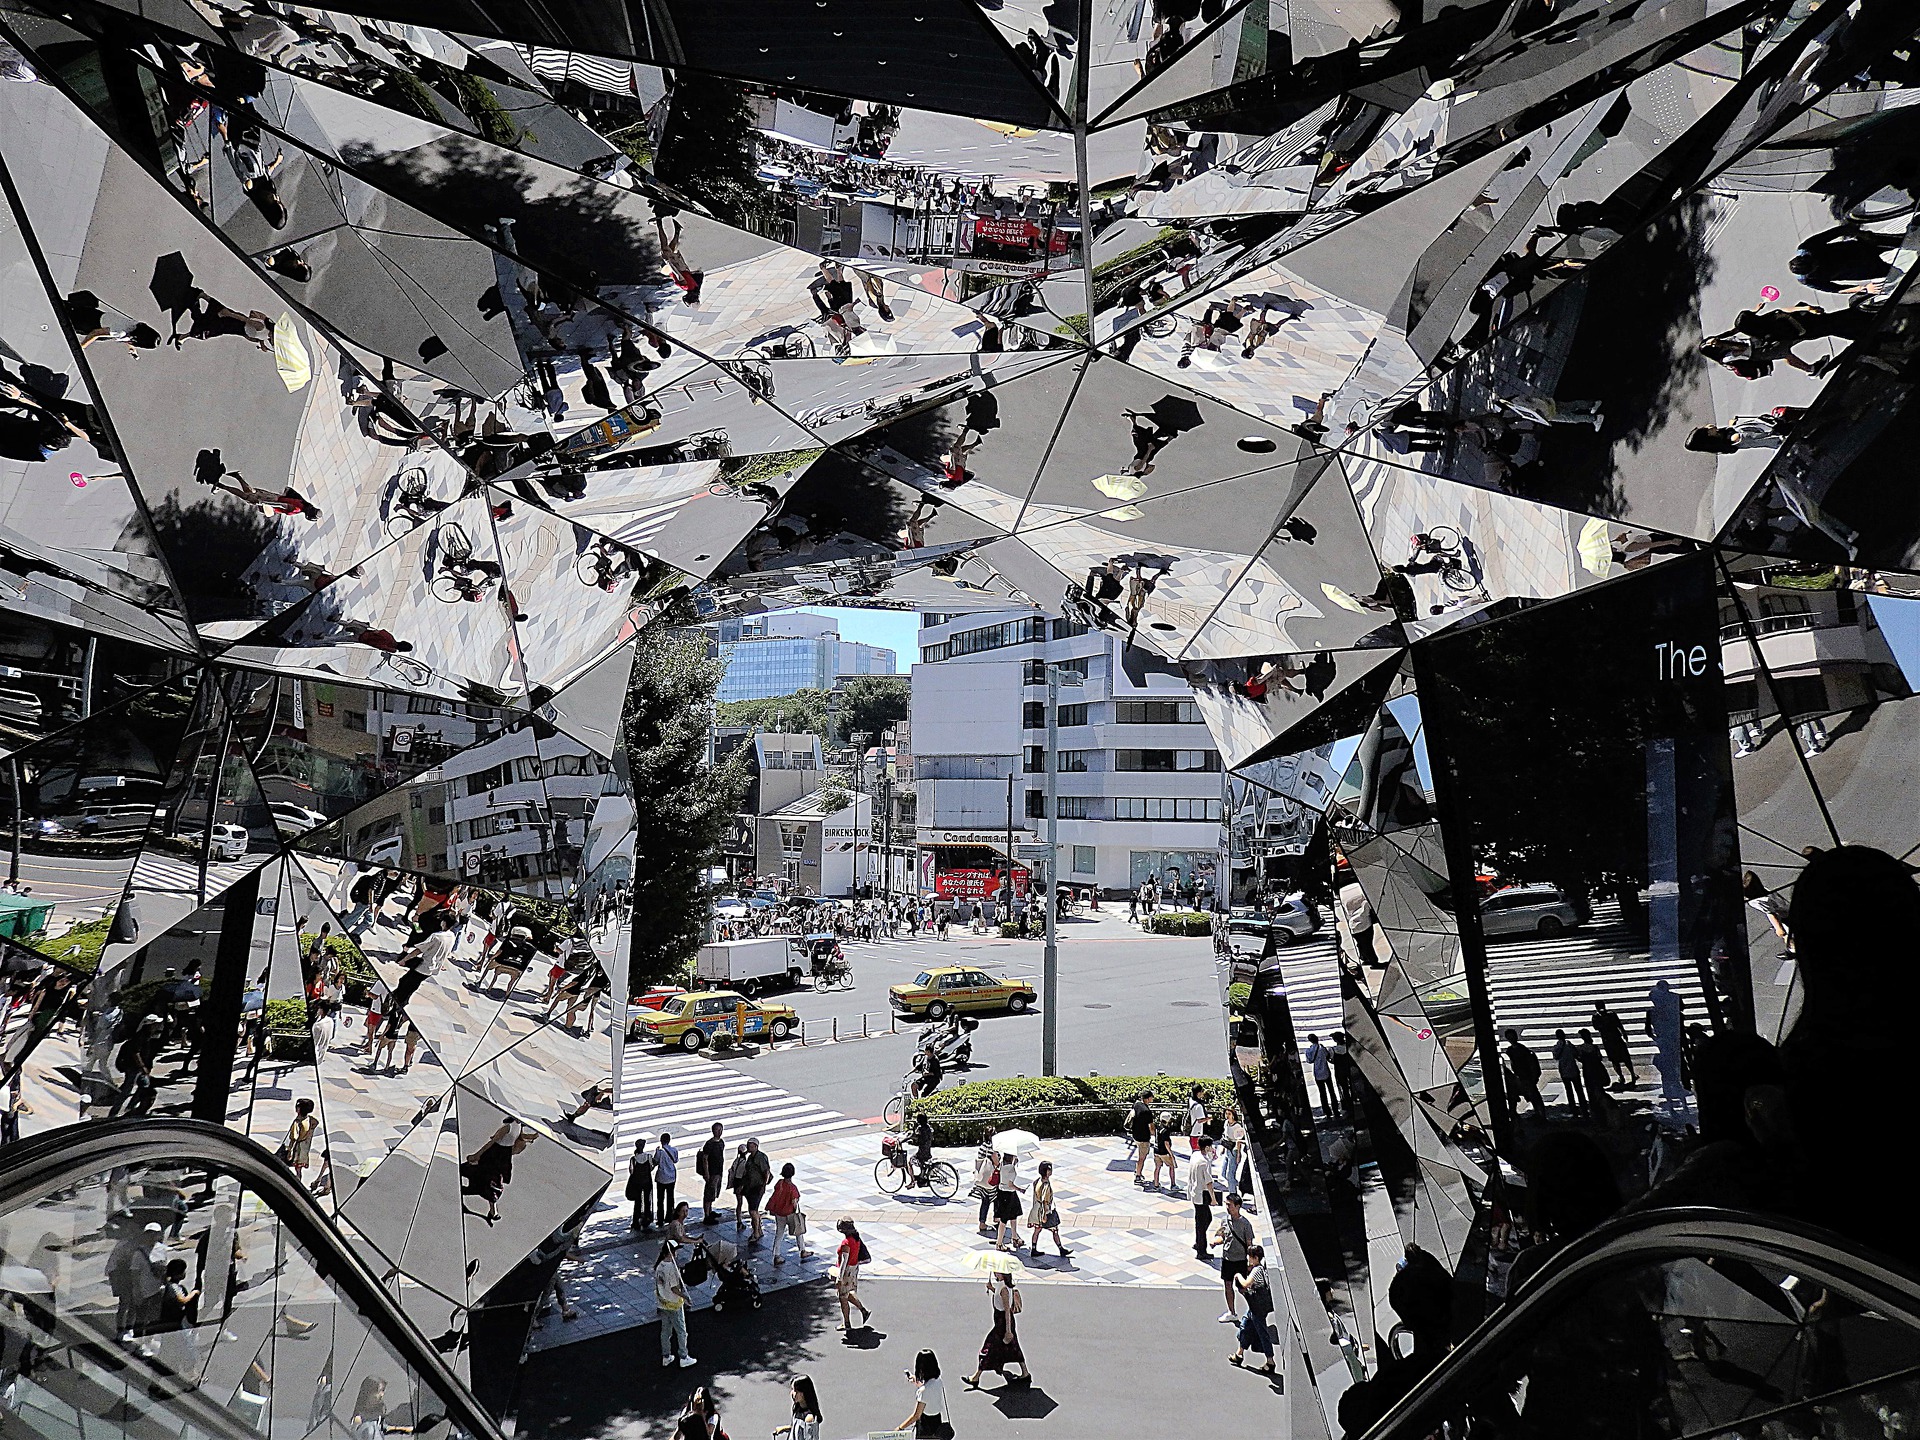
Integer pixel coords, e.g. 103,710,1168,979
694,936,803,998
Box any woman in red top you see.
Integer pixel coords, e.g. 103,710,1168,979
833,1219,871,1331
767,1162,809,1267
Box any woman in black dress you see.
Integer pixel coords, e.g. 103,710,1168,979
963,1269,1031,1389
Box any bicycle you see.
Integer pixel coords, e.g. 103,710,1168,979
882,1073,927,1130
384,466,446,538
1404,527,1479,593
874,1135,960,1198
816,955,854,990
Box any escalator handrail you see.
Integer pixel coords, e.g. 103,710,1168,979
1358,1205,1920,1440
0,1117,508,1440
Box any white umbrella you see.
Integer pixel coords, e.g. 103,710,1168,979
991,1128,1040,1160
965,1248,1020,1275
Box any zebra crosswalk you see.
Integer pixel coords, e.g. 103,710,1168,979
1254,907,1711,1065
130,851,255,899
615,1047,865,1155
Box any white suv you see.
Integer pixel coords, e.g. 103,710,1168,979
1480,884,1580,939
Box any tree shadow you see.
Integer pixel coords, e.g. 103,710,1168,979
142,490,276,624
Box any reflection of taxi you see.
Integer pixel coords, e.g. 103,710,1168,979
630,989,798,1052
625,985,687,1041
889,966,1034,1020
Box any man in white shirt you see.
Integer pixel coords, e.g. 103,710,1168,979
654,1244,693,1367
385,913,456,1032
1188,1140,1219,1260
1339,878,1381,967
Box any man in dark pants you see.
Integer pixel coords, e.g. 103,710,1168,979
1501,1029,1546,1119
1187,1139,1218,1260
1304,1034,1341,1120
696,1121,726,1225
1552,1028,1588,1116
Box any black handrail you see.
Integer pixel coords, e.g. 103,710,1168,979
0,1117,507,1440
1358,1206,1920,1440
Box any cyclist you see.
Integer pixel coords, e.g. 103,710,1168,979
908,1112,935,1178
909,1046,944,1101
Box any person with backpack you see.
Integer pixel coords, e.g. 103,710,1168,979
833,1218,871,1331
972,1128,1000,1233
696,1122,726,1225
653,1132,679,1223
1228,1244,1278,1373
1502,1029,1545,1118
627,1138,657,1229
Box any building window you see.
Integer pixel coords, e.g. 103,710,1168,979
763,750,788,769
779,823,807,856
1112,797,1223,821
1025,790,1045,819
1113,749,1218,772
1050,617,1089,640
1071,845,1096,874
918,755,1015,780
1114,700,1202,725
921,642,951,663
790,751,815,769
948,617,1046,656
1057,796,1094,819
1023,658,1089,686
1057,750,1090,772
1024,746,1044,773
344,710,367,731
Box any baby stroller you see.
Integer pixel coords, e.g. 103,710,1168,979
693,1240,762,1313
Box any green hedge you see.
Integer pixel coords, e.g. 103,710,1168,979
1226,981,1251,1011
907,1074,1233,1145
40,915,113,973
300,931,378,1000
1146,910,1212,937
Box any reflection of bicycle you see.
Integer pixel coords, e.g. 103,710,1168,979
1140,312,1179,338
742,327,815,360
575,544,635,591
372,649,432,688
1404,527,1477,592
430,522,497,603
385,466,445,538
874,1135,959,1198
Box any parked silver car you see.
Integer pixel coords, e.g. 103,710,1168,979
1480,884,1580,939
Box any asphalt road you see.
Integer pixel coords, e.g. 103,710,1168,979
517,1274,1286,1440
639,913,1226,1124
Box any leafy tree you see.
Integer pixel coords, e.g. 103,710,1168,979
654,72,773,230
713,688,832,739
838,674,909,743
625,619,750,989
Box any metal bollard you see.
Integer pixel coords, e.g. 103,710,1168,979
832,1016,838,1043
861,1012,870,1039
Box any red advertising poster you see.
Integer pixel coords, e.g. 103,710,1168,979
933,867,1030,900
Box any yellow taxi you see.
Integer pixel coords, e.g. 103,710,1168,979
630,989,799,1052
889,966,1034,1020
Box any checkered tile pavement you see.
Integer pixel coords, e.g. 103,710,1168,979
530,1128,1278,1352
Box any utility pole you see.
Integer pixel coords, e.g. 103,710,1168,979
1042,666,1060,1075
1004,770,1015,928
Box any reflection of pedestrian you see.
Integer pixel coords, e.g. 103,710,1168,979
1502,1029,1545,1116
461,1118,532,1225
1591,1003,1637,1086
654,218,703,304
1304,1035,1339,1119
282,1097,319,1179
1495,391,1603,431
1552,1029,1587,1116
1645,980,1687,1106
1340,881,1380,966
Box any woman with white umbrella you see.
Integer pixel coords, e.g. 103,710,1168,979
962,1254,1032,1391
990,1147,1026,1251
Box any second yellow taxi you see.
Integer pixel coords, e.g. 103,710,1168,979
888,965,1034,1020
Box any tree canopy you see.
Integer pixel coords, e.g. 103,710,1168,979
837,674,910,743
625,618,749,989
714,688,832,739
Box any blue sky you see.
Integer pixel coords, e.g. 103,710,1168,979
1869,595,1920,688
801,607,921,672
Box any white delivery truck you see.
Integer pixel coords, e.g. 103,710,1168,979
694,936,803,997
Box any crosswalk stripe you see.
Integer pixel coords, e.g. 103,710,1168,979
615,1043,862,1153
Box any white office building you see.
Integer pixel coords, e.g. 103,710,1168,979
910,611,1223,899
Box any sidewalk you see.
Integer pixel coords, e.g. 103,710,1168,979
531,1128,1282,1352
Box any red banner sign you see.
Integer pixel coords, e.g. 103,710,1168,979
933,868,1030,900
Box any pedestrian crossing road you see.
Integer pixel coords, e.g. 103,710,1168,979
1261,908,1711,1063
615,1046,866,1155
